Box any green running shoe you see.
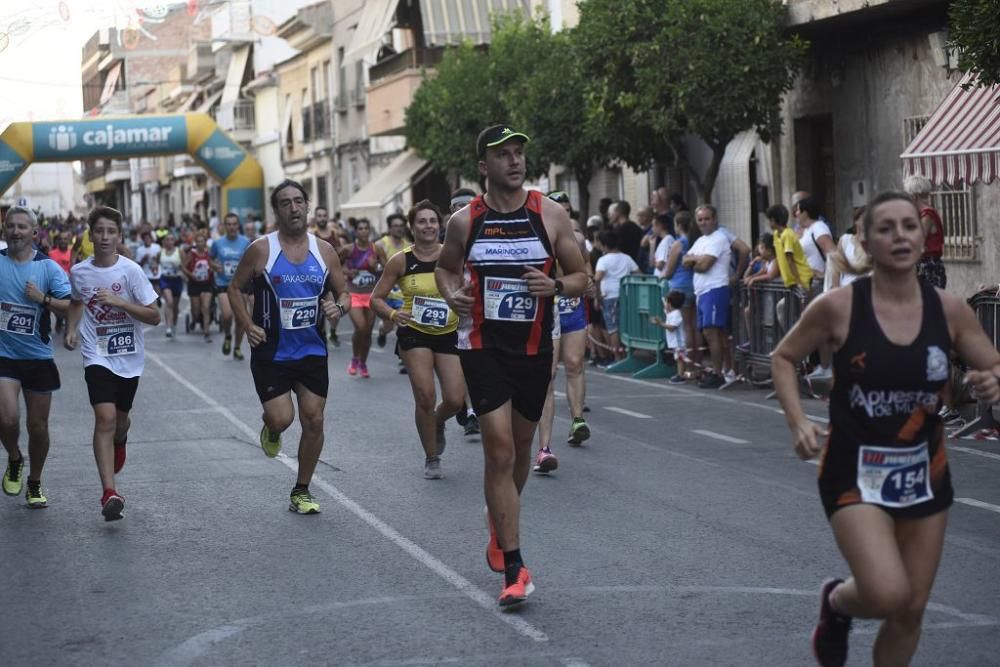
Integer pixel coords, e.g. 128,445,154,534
260,424,281,458
567,418,591,446
289,488,320,514
3,456,24,496
25,481,47,509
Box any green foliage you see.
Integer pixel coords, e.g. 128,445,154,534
948,0,1000,87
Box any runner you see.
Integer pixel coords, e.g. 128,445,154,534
534,192,594,473
448,189,481,436
210,213,251,359
339,218,378,378
134,228,162,302
228,179,350,514
0,207,72,509
182,230,214,343
47,231,73,333
157,233,183,338
371,200,464,479
374,213,413,348
311,206,341,348
64,206,160,521
436,125,588,608
772,191,1000,667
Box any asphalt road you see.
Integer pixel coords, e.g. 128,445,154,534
2,322,998,666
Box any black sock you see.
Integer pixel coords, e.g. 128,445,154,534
503,549,523,586
27,479,40,491
292,483,309,494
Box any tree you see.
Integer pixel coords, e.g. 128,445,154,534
948,0,1000,87
404,43,507,184
488,13,612,218
574,0,807,203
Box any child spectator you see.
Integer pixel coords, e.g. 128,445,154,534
595,228,641,362
652,290,688,384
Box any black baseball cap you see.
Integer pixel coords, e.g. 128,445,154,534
476,124,530,158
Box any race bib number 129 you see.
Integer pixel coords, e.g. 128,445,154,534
484,278,537,322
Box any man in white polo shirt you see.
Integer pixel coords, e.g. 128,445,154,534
681,204,731,389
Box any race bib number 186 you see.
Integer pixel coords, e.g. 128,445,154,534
96,324,136,356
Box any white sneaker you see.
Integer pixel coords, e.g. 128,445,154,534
723,369,738,384
806,366,833,381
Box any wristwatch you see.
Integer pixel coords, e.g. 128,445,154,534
554,279,564,296
336,303,346,316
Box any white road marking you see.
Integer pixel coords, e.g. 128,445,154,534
955,497,1000,514
951,445,1000,462
692,429,750,444
604,406,653,419
554,390,566,398
147,352,549,644
560,659,593,667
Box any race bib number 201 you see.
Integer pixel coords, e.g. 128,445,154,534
857,443,933,508
484,278,537,322
0,302,36,335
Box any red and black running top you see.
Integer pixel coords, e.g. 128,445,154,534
458,190,555,356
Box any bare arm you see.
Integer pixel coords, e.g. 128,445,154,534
817,234,836,259
532,200,587,298
943,290,1000,403
317,240,351,323
25,282,70,316
95,290,160,326
731,239,751,281
435,208,474,316
370,252,409,325
664,242,682,279
63,299,83,349
227,239,267,345
691,254,717,273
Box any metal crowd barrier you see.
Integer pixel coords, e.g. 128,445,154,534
607,275,674,379
952,290,1000,437
732,281,804,382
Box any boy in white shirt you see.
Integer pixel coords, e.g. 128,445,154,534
594,229,640,362
652,290,687,384
65,207,160,522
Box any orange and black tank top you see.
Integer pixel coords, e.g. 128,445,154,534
821,277,953,511
458,191,555,355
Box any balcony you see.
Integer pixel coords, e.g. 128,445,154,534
214,99,256,144
367,49,433,137
106,160,131,183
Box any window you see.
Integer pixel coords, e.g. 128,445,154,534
336,46,348,112
284,94,293,150
323,60,332,103
317,173,328,211
903,115,977,261
302,88,311,143
353,60,366,107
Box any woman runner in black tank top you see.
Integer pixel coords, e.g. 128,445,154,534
772,192,1000,667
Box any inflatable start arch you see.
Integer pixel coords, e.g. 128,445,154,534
0,113,264,220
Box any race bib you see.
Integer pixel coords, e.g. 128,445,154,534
0,302,36,335
96,324,136,356
193,259,210,282
857,443,933,508
222,260,239,277
352,270,376,288
558,296,581,315
280,297,319,330
161,262,178,277
484,278,538,322
411,296,451,328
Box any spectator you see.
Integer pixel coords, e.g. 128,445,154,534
767,204,813,294
795,196,835,285
208,208,220,238
594,228,641,362
636,206,657,273
681,205,732,388
650,187,669,217
599,197,614,226
739,233,779,351
651,290,688,384
663,211,699,371
651,214,675,285
790,190,810,235
904,175,947,289
610,200,643,263
824,206,871,290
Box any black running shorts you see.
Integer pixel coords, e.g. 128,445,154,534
397,327,458,355
251,355,329,403
459,348,552,422
0,357,60,393
84,365,140,412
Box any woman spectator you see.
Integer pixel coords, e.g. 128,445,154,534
825,206,872,291
796,196,836,287
663,211,699,371
904,175,947,289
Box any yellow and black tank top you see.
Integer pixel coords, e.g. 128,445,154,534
400,249,458,335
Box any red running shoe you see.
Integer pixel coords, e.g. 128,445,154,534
359,362,370,379
498,566,535,609
484,507,504,573
101,488,125,522
113,437,127,474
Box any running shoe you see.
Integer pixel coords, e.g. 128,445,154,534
222,336,232,355
464,413,481,436
259,424,282,458
3,456,24,496
329,330,340,347
669,374,687,384
165,327,174,339
485,508,504,573
204,333,213,344
583,405,591,413
806,365,833,381
567,418,590,446
377,328,387,348
25,481,47,509
736,341,751,353
812,578,851,667
533,447,558,473
424,456,443,480
101,489,125,522
498,567,535,609
698,373,724,389
723,369,738,385
436,421,447,455
113,436,127,474
939,407,962,425
233,348,244,361
455,408,468,427
359,362,370,379
289,488,320,514
348,358,359,376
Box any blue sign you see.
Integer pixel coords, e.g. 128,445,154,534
32,117,188,160
195,129,245,181
0,141,27,193
226,187,263,221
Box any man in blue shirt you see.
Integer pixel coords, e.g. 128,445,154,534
0,207,72,508
210,212,252,359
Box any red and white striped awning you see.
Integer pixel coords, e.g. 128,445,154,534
901,73,1000,185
